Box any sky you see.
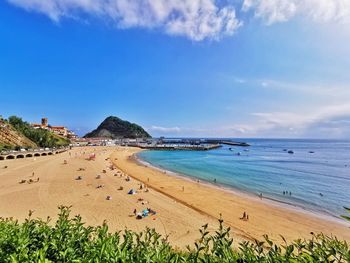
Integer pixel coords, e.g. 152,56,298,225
1,0,350,139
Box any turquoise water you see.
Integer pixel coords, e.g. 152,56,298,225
138,139,350,218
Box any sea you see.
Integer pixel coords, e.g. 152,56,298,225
137,139,350,219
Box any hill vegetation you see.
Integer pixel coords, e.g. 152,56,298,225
0,118,36,151
84,116,151,139
0,116,70,151
0,206,348,262
8,116,70,148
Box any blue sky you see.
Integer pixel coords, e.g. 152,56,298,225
1,0,350,138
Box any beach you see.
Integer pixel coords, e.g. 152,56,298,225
0,146,349,248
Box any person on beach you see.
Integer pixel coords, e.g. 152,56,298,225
259,193,263,199
182,186,184,192
133,209,137,215
213,178,217,183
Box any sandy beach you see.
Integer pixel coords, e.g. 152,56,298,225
0,146,349,248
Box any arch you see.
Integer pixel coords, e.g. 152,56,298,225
0,156,5,160
16,154,25,159
41,153,47,156
26,154,33,158
34,153,40,157
48,152,53,155
6,155,15,159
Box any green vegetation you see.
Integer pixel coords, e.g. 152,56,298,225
8,116,70,148
0,207,348,262
0,143,13,152
85,116,151,139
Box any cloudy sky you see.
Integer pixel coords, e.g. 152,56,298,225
1,0,350,138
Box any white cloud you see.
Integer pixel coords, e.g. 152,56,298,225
238,78,350,100
148,125,181,133
243,0,350,25
146,106,350,138
249,104,350,138
7,0,241,41
233,77,246,84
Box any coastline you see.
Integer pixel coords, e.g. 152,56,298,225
0,146,223,248
134,150,345,225
111,147,350,243
1,145,349,248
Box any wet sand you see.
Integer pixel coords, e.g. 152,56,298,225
111,146,350,243
0,146,349,249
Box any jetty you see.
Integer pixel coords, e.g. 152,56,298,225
138,144,221,151
194,139,250,147
124,138,249,151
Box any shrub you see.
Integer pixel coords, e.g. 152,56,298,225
0,206,349,262
8,116,70,148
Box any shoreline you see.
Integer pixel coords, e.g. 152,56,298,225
111,146,350,243
0,146,225,248
134,151,346,226
1,146,349,247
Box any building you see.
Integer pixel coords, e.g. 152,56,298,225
41,118,48,127
50,126,68,137
31,117,49,129
67,130,78,140
31,118,76,139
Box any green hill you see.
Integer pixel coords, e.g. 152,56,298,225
0,117,37,151
0,116,70,150
84,116,151,139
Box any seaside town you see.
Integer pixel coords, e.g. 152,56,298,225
31,117,77,139
1,116,251,157
1,114,350,259
2,0,350,261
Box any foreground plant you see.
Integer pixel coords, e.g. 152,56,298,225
0,206,349,262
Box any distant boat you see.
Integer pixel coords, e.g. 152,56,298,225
244,149,249,152
283,149,287,151
309,151,315,153
287,150,294,154
236,152,241,156
229,148,233,151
